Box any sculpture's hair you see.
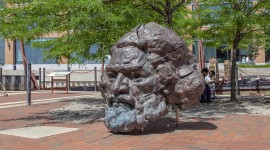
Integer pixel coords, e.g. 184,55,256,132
115,22,196,67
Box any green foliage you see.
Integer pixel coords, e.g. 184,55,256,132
0,0,151,63
198,0,270,100
239,63,270,68
199,0,270,50
133,0,197,44
0,0,199,63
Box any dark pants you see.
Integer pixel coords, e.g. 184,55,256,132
200,84,210,103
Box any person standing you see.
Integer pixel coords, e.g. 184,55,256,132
246,55,250,63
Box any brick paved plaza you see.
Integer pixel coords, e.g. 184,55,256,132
0,91,269,150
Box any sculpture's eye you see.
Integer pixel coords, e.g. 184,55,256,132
109,78,115,83
107,72,117,78
131,72,140,79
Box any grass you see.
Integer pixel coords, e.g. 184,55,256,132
238,63,270,68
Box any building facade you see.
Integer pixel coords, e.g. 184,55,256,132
0,34,105,71
0,1,268,71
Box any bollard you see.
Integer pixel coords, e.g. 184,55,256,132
68,67,71,91
27,63,31,106
39,68,41,90
256,80,260,94
24,67,27,90
43,68,45,90
94,67,97,91
0,67,2,83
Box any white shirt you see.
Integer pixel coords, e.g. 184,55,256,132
246,57,250,63
205,74,215,85
205,75,211,84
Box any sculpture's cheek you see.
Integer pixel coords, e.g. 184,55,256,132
136,93,168,121
129,85,140,100
131,75,162,95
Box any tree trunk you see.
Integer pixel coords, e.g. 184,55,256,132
101,57,105,74
20,41,39,90
198,39,205,69
165,2,173,29
230,37,240,101
101,45,105,74
20,41,28,90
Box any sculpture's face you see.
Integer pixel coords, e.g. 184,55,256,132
106,46,148,102
101,46,168,132
105,46,164,103
100,22,204,133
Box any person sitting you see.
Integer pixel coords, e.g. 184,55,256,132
209,70,225,100
201,68,211,103
209,70,218,99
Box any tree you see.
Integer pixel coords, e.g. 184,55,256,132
0,0,41,88
140,0,187,29
135,0,206,68
199,0,270,101
132,0,198,43
0,0,150,71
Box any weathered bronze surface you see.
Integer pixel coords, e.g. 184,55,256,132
100,22,204,133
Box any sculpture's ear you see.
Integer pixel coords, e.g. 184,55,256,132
177,65,194,78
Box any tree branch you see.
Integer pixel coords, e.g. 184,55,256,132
246,0,265,17
242,28,264,36
172,1,185,12
148,3,166,17
156,2,166,8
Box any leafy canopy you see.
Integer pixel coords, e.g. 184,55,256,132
0,0,201,63
0,0,151,63
198,0,270,50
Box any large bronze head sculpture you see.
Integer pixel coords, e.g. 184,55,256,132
100,22,204,133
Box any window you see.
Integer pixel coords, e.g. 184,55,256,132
15,38,56,64
76,44,110,64
193,41,216,63
204,46,216,62
0,38,5,65
216,46,230,63
0,0,4,7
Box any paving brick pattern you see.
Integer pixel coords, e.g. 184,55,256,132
0,92,270,150
0,91,93,104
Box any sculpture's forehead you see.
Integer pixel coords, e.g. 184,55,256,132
108,46,147,71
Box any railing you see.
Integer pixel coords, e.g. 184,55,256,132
0,68,101,91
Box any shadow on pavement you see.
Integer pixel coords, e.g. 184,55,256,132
118,117,217,135
0,98,106,126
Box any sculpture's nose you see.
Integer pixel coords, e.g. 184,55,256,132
111,73,129,94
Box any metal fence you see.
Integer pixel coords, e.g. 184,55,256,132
0,67,101,91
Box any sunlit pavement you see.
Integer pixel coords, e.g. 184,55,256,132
0,91,269,150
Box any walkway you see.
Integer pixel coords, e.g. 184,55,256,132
0,91,269,150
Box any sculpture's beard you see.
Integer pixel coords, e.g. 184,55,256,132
104,92,168,133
